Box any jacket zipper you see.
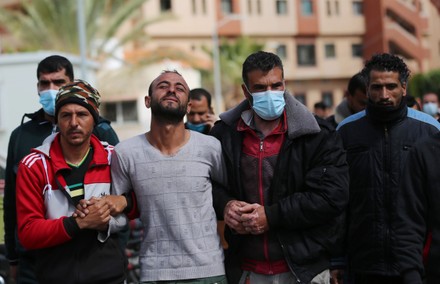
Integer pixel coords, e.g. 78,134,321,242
258,140,270,266
383,126,391,273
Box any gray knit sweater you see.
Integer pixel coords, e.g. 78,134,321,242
111,131,226,281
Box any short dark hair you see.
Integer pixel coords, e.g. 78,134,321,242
242,51,284,88
347,72,366,96
148,70,183,96
314,101,329,110
406,95,421,110
37,55,74,81
361,53,410,86
189,88,212,108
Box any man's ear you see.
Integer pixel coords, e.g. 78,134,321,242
242,84,251,100
145,95,151,108
187,100,192,114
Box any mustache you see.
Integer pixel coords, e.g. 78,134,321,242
161,93,179,101
67,129,83,135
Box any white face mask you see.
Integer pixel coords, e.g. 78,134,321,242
422,102,439,117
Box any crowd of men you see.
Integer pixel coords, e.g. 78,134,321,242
3,51,440,284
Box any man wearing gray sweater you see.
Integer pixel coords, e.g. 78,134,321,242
110,70,227,283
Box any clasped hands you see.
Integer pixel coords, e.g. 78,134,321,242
72,195,127,231
224,200,268,235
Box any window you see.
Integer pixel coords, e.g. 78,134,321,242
335,1,339,15
301,0,313,16
325,44,336,58
221,0,233,14
352,1,363,15
192,0,196,14
276,44,287,59
294,93,307,105
276,0,288,15
160,0,172,12
351,44,363,57
297,44,316,66
326,1,331,16
103,101,138,123
322,91,334,107
192,0,207,14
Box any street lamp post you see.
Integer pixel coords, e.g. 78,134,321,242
76,0,88,80
212,15,241,115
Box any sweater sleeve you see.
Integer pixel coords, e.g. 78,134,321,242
16,158,72,250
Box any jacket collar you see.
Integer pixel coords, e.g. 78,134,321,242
219,91,320,139
33,133,110,172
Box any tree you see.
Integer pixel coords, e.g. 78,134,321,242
202,36,264,110
0,0,164,62
409,69,440,98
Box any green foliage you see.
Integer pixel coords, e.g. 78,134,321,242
201,36,263,99
0,0,159,60
409,69,440,98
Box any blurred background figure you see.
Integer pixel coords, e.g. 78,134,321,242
406,94,421,111
421,92,440,119
313,101,330,119
327,72,367,128
185,88,217,134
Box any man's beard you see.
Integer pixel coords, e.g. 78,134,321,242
151,98,187,124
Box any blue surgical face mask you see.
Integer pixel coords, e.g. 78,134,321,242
186,121,208,133
248,88,286,120
422,102,438,117
39,89,58,116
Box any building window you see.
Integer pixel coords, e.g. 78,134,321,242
322,91,334,107
276,44,287,59
202,0,207,14
325,44,336,58
335,1,339,15
192,0,207,14
352,1,363,15
301,0,313,16
192,0,196,14
103,101,138,123
276,0,288,15
221,0,233,14
297,44,316,66
295,93,307,105
160,0,172,12
326,1,331,16
351,43,363,57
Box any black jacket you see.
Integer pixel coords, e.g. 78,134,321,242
337,104,440,276
396,132,440,284
4,109,119,264
210,94,349,283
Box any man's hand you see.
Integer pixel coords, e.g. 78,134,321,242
73,195,127,218
240,203,268,235
330,269,344,284
101,195,127,216
75,198,111,231
205,113,217,130
224,200,249,234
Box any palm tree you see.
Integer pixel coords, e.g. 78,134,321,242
0,0,165,62
202,36,264,110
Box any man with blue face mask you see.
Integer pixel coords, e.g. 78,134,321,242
3,55,120,284
210,51,349,284
421,92,440,120
185,88,217,134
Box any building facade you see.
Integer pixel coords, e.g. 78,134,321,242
122,0,440,111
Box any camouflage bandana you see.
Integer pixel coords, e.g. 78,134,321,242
55,79,101,123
